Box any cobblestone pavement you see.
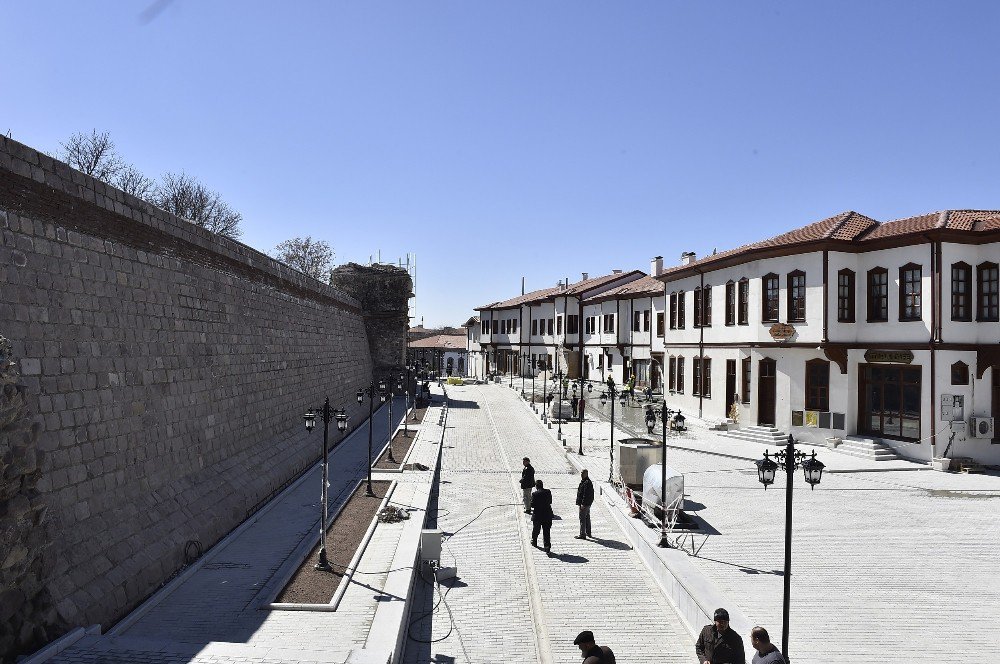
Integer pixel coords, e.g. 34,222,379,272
403,384,692,664
521,383,1000,661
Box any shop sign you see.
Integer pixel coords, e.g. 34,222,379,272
769,323,796,342
864,349,914,364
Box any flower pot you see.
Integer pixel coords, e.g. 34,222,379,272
932,457,951,472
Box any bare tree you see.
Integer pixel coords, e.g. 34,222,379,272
153,171,243,239
115,163,156,200
60,130,123,181
273,236,335,281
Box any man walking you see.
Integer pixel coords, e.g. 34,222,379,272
530,479,553,554
696,608,745,664
575,469,594,539
749,627,785,664
571,394,579,419
573,630,616,663
520,458,535,514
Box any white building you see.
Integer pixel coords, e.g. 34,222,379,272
657,210,1000,465
408,334,468,376
463,316,484,378
476,270,646,381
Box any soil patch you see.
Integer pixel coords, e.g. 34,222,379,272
276,480,391,605
409,406,427,423
375,429,416,469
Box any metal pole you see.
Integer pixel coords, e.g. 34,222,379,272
366,385,375,496
316,398,332,570
542,359,548,423
782,435,794,659
386,385,396,464
557,372,563,441
521,354,526,395
608,389,616,483
659,403,668,547
532,359,536,412
578,380,584,455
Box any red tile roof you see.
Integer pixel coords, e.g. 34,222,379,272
586,274,661,300
409,334,467,350
476,270,645,310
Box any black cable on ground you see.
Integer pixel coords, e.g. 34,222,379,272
443,502,522,542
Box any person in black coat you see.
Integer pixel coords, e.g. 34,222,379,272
520,458,535,514
575,469,595,539
696,608,745,664
530,479,553,553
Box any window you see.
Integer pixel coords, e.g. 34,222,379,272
557,316,563,335
702,286,712,326
805,359,830,411
567,315,578,335
837,269,855,323
492,319,499,334
668,356,676,391
787,271,806,322
762,273,779,322
633,311,642,332
951,262,972,321
512,319,518,334
741,358,751,404
643,309,650,332
547,318,553,335
669,293,678,329
603,314,615,334
693,358,702,397
899,264,921,321
693,287,702,328
702,358,711,398
482,319,488,334
867,267,888,322
656,312,664,337
677,292,685,329
532,319,538,336
725,281,736,326
676,357,685,393
738,278,749,325
977,262,999,322
951,361,969,385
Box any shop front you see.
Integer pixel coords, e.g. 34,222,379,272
858,350,921,442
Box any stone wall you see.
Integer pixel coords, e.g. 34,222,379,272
0,137,404,660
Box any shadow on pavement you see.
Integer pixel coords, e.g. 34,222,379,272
445,398,480,409
549,552,588,563
590,537,632,550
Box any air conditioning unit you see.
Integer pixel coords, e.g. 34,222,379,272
970,417,995,439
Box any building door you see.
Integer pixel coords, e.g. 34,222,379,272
860,364,921,441
992,366,1000,442
726,360,737,417
757,358,776,426
651,354,663,390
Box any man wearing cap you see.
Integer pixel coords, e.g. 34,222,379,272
573,630,616,663
696,608,745,664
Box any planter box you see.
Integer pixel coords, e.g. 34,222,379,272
931,457,951,472
825,437,842,449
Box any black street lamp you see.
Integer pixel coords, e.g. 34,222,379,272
755,435,825,661
657,402,676,547
552,370,565,441
521,351,529,398
303,398,348,571
384,371,400,464
541,356,549,424
357,378,388,497
573,379,591,455
531,356,537,412
403,364,414,431
600,386,628,483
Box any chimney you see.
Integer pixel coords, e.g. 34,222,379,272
581,272,589,281
612,269,623,274
557,279,566,292
680,252,696,266
650,256,663,277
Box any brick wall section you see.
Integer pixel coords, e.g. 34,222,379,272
0,136,403,660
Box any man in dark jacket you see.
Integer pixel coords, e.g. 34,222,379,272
575,469,594,539
530,479,553,553
696,608,745,664
574,630,616,663
520,458,535,514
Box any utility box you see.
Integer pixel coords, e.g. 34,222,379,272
616,439,659,487
420,529,443,562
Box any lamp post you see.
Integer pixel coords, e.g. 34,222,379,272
303,398,348,571
385,371,399,464
403,364,413,432
553,370,564,441
755,435,825,661
521,351,529,398
531,356,537,412
357,378,388,497
600,386,628,483
542,355,549,424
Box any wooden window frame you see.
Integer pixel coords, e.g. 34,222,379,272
668,356,676,391
633,310,641,332
656,312,664,337
703,285,712,327
702,357,712,398
898,263,922,322
951,361,969,386
867,267,889,322
692,357,702,397
762,273,780,323
643,309,651,332
567,314,578,335
669,292,677,329
738,278,749,325
787,270,806,322
837,269,856,323
741,357,751,404
725,281,736,326
676,357,685,393
677,292,686,329
805,358,830,411
977,261,999,322
951,262,972,322
693,287,702,328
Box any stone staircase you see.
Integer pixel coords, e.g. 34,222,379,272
719,425,789,447
835,436,900,461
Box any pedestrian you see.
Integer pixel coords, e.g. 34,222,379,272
749,627,785,664
520,457,535,514
578,395,586,420
627,375,636,403
530,479,553,554
571,394,579,419
575,469,594,539
645,404,656,434
606,373,615,393
573,630,616,663
696,608,745,664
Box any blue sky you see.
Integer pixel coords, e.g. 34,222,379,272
5,1,1000,327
